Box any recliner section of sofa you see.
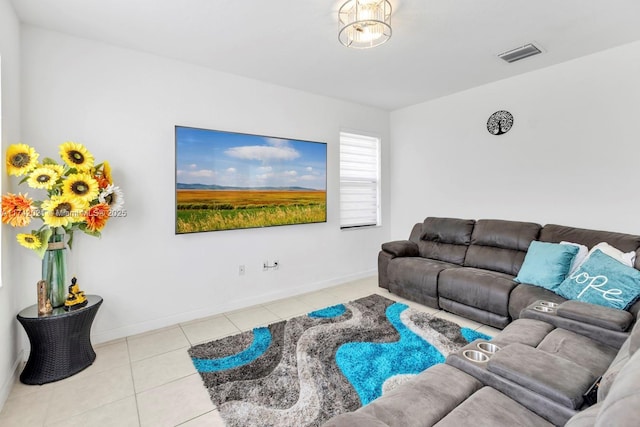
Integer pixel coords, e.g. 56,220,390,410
380,217,640,329
447,315,620,425
383,217,475,309
438,218,540,328
322,362,554,427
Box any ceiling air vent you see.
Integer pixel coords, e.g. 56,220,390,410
498,43,542,63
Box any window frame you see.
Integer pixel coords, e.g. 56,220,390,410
339,131,381,230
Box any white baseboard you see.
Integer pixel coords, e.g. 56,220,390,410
0,349,24,413
92,270,377,344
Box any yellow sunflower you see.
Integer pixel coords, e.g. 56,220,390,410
42,195,89,228
27,166,61,190
6,143,39,176
59,141,94,171
17,233,42,250
62,173,99,201
47,163,66,177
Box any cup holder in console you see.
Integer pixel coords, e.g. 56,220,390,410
533,305,555,313
462,349,490,363
476,342,500,354
539,301,559,308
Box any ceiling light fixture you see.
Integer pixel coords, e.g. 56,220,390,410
338,0,392,49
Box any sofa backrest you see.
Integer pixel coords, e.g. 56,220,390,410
409,222,422,243
464,219,541,276
596,350,640,425
539,224,640,270
598,319,640,401
566,320,640,426
415,217,475,265
407,218,640,277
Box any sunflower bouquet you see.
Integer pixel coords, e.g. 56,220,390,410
2,142,124,258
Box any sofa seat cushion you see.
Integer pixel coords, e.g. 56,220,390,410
387,257,458,308
434,387,554,427
508,283,567,319
488,343,596,409
439,267,516,317
322,363,482,427
491,318,556,348
438,298,510,329
536,328,618,377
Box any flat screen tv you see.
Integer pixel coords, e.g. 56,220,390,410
175,126,327,234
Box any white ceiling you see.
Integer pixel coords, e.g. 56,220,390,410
10,0,640,110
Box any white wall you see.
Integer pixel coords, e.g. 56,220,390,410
0,0,22,410
17,26,390,344
390,40,640,239
13,17,640,410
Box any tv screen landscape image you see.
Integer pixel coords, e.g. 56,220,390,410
175,126,327,233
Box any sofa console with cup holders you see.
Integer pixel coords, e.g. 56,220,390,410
378,217,640,329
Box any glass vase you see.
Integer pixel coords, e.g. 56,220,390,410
42,232,68,308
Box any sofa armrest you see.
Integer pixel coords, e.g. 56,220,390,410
557,300,633,332
520,301,630,348
381,240,419,258
487,343,596,410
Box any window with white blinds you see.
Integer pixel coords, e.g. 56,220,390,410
340,132,380,229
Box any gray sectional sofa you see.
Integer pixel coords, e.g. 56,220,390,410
378,217,640,328
321,217,640,426
324,304,640,426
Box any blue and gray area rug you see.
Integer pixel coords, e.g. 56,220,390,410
188,294,490,426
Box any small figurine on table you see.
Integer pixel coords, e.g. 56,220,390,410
37,280,53,316
64,277,88,311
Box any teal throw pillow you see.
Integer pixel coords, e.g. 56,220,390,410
555,249,640,310
515,241,579,290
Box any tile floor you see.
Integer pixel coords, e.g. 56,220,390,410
0,276,502,427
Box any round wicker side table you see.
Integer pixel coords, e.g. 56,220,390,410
17,295,103,385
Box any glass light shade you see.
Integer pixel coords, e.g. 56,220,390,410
339,0,392,49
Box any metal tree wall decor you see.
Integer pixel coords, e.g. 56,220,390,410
487,111,514,135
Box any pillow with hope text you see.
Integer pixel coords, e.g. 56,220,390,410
555,249,640,310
